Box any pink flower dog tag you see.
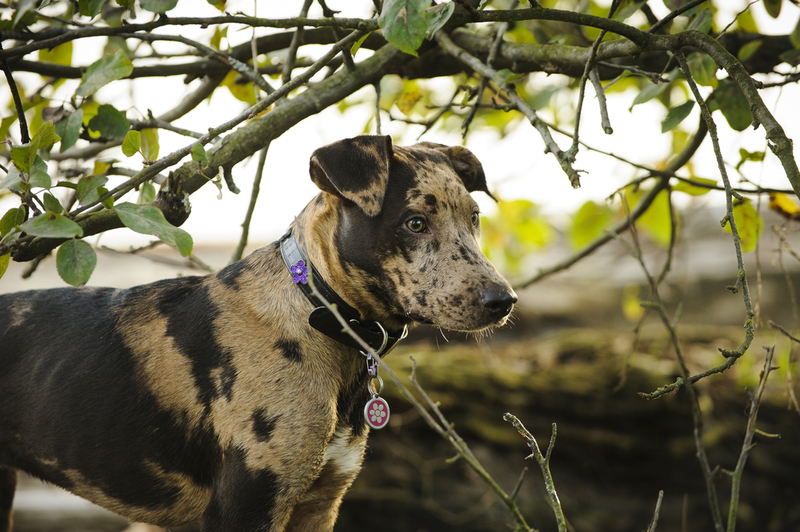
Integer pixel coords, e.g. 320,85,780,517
364,396,390,429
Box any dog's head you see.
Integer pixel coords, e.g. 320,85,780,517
305,135,516,332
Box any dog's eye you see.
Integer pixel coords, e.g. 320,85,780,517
471,212,480,228
406,217,427,233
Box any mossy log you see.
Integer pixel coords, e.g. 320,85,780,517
339,326,800,532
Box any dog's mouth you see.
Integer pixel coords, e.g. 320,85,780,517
403,309,513,332
405,310,434,325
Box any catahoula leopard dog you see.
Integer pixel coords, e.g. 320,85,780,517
0,135,516,531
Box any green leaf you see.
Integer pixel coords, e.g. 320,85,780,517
140,128,160,161
723,200,762,252
673,177,717,196
12,0,36,28
737,39,762,63
0,207,26,237
688,53,717,88
115,203,193,256
735,149,765,171
637,190,677,247
379,0,432,57
140,0,179,13
28,156,52,189
55,109,84,152
351,32,371,55
39,41,73,66
78,0,108,17
76,50,134,97
778,49,800,67
570,200,614,249
43,192,63,214
138,182,156,205
191,143,209,166
20,212,83,238
10,145,35,174
791,16,800,49
32,120,60,150
56,239,97,287
76,175,109,205
492,68,522,87
687,7,713,34
87,104,130,139
424,2,455,39
764,0,782,18
714,79,753,131
661,100,694,133
0,253,8,281
0,166,22,192
122,130,141,157
630,77,671,110
99,187,114,209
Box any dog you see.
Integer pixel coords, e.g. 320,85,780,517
0,135,516,531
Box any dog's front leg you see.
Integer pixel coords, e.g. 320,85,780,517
200,445,301,532
0,467,16,532
284,427,368,532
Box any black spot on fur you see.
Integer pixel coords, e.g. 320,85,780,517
202,446,279,530
216,259,250,290
157,279,237,410
251,409,279,443
335,371,371,437
424,194,438,215
415,290,428,307
458,244,477,265
276,339,303,363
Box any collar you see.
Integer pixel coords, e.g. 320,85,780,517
279,229,407,356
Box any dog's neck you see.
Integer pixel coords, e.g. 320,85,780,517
279,228,406,356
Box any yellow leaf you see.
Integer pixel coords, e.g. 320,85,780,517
622,284,644,323
723,199,763,252
768,193,800,220
396,91,422,117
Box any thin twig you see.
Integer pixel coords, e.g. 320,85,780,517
726,346,777,532
768,320,800,415
462,2,516,137
118,32,274,94
231,143,269,264
569,0,620,157
589,67,613,134
282,0,314,85
0,41,30,144
677,50,754,356
615,193,724,532
70,27,367,217
503,415,566,532
646,490,665,532
434,31,582,188
648,0,708,34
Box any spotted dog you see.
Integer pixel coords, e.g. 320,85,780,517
0,135,516,532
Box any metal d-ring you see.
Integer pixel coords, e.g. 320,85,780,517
369,375,384,398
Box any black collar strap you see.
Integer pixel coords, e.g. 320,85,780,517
279,229,407,355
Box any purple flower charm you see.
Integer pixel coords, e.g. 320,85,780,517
291,260,308,284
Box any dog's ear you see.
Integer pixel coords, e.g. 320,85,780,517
418,143,496,201
309,135,393,217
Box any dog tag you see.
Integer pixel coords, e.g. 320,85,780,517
364,396,390,429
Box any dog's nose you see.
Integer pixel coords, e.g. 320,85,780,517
481,286,517,319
